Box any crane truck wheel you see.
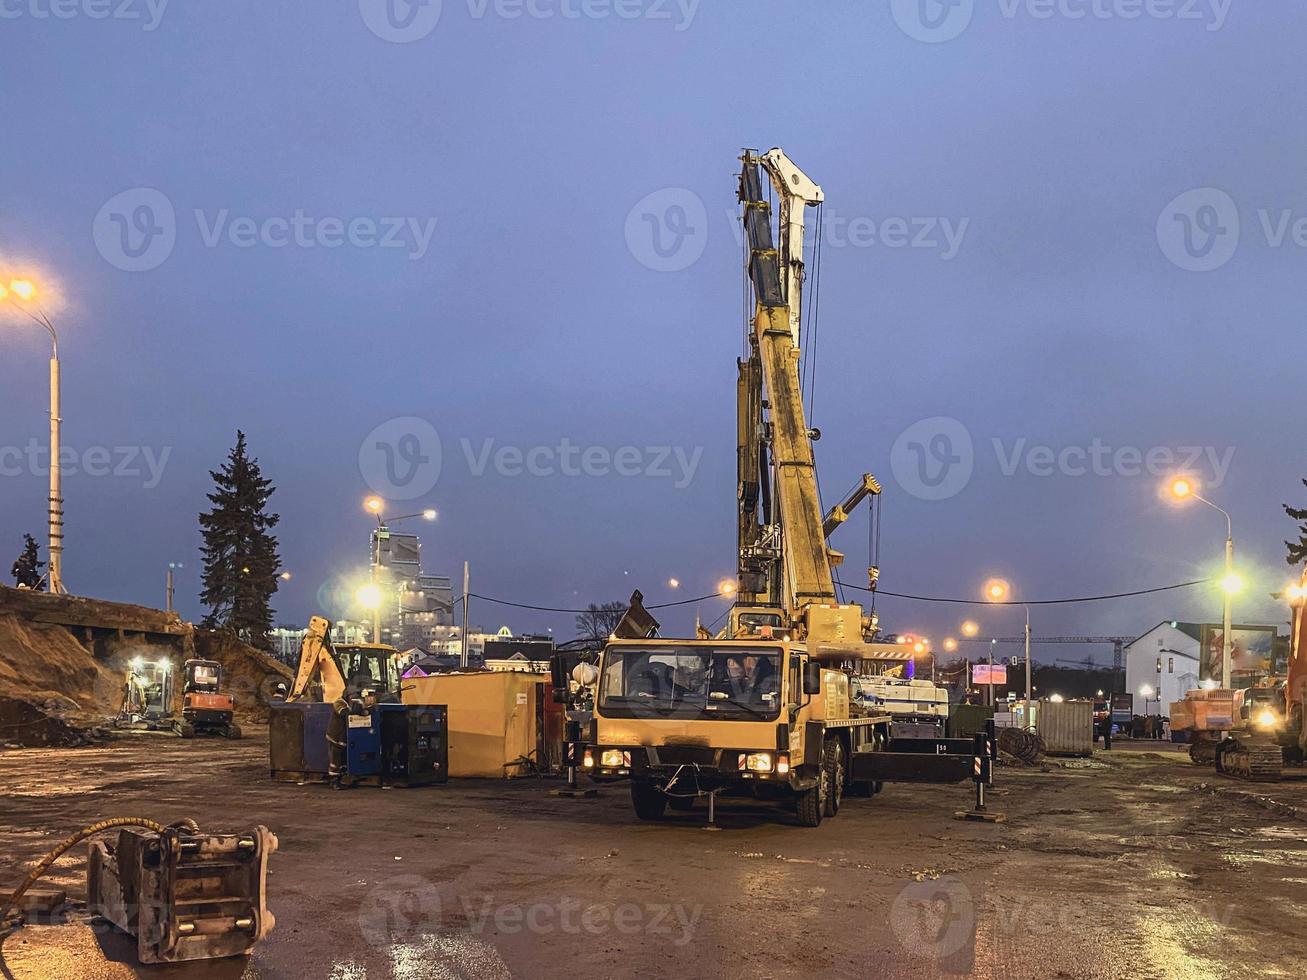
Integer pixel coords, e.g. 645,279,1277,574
225,723,242,740
631,780,669,821
175,721,195,739
795,747,831,827
823,739,845,817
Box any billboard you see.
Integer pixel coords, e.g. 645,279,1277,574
972,664,1008,686
1199,624,1277,690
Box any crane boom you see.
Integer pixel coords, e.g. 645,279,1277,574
736,149,864,645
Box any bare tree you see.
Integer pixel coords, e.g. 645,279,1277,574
574,601,626,646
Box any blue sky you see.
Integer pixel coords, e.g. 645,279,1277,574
1,1,1303,658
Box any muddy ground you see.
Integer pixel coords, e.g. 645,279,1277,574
2,738,1306,980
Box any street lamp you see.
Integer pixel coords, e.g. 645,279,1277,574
961,620,979,638
3,278,64,593
1140,683,1155,716
1167,477,1237,688
984,578,1032,725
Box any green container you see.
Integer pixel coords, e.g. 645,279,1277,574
948,703,994,739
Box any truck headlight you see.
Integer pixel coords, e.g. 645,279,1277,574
740,752,773,773
600,749,630,768
582,749,594,769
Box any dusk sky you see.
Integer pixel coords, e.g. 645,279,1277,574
2,1,1303,659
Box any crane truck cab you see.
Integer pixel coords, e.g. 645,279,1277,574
584,637,892,826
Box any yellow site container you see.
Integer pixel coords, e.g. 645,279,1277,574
402,671,547,778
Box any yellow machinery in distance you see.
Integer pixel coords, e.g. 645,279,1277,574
285,615,401,703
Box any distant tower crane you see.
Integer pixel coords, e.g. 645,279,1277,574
960,635,1137,671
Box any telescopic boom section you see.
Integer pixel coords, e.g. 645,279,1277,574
738,150,844,628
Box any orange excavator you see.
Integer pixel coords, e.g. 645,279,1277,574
1172,566,1307,781
175,659,241,739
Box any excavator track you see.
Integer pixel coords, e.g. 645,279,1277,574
1214,737,1283,783
1188,733,1217,766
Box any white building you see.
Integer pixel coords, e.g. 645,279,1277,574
1123,622,1202,715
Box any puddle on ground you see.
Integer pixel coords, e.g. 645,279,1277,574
327,933,512,980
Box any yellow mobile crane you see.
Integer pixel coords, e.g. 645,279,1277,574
585,149,969,826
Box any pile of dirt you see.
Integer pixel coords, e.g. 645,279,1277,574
193,629,293,724
0,599,294,744
0,614,122,725
0,695,109,747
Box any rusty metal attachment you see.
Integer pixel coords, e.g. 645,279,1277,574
87,824,277,963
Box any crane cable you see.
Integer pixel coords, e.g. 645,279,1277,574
836,578,1212,605
469,577,1211,616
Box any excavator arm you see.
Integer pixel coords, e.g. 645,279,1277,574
287,615,348,704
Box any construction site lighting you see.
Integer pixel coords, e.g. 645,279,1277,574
364,496,384,514
8,279,36,301
356,584,383,610
982,579,1011,602
718,580,737,596
1169,478,1194,499
1220,573,1244,595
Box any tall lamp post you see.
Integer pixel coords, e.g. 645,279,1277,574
983,578,1032,727
3,279,64,594
1167,479,1241,689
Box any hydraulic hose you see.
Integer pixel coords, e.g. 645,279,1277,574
0,817,200,934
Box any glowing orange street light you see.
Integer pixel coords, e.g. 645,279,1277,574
718,579,737,597
983,578,1011,603
943,638,958,653
961,620,979,638
364,496,384,514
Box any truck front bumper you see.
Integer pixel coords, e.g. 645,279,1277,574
583,745,798,790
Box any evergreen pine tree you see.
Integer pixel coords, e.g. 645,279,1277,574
1286,479,1307,566
199,431,281,648
10,534,45,590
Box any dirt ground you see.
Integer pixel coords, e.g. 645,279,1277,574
2,737,1306,980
